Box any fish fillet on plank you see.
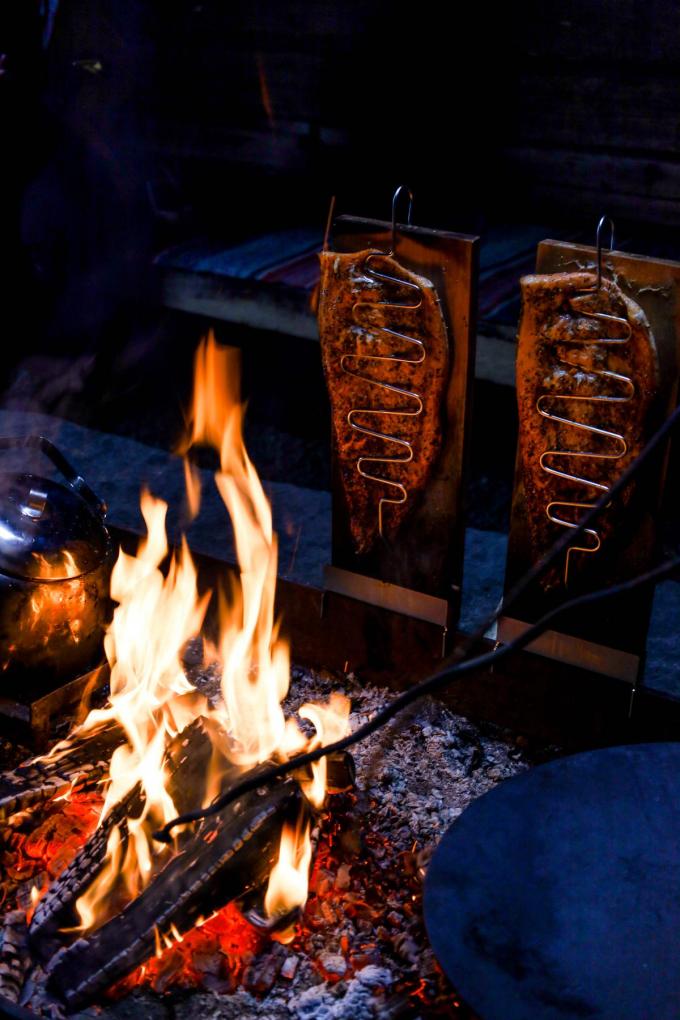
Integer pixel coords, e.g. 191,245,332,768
318,249,449,555
516,271,658,591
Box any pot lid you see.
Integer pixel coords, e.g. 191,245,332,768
424,742,680,1020
0,472,110,581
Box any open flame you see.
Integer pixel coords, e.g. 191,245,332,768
264,818,312,943
69,330,348,934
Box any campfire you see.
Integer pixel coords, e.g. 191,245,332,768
0,334,543,1020
0,334,363,1012
2,660,533,1020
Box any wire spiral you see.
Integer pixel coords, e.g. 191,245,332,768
537,296,635,584
341,252,426,540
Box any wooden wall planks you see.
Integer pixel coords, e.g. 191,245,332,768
503,1,680,224
41,0,680,228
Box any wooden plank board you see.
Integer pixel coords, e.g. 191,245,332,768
159,265,515,387
501,239,680,681
324,215,479,628
159,267,318,341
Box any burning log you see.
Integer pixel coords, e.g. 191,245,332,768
0,724,124,822
30,739,354,950
28,777,145,957
7,336,357,1012
0,911,29,1003
29,718,215,953
46,777,303,1011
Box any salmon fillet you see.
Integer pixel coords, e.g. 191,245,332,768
516,270,658,591
318,249,449,555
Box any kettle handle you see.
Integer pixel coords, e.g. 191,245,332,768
0,436,107,516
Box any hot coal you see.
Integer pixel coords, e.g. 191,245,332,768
47,778,305,1011
30,719,215,956
0,724,123,823
0,666,551,1018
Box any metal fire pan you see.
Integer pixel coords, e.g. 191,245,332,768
424,742,680,1020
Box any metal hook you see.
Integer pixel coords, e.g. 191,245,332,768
596,215,616,290
390,185,414,256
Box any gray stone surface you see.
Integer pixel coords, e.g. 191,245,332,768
459,528,508,633
646,581,680,696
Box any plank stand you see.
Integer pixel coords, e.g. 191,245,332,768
322,214,478,647
500,239,680,684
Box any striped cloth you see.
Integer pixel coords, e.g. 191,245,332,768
156,224,583,328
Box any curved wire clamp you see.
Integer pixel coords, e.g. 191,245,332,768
537,216,635,584
342,185,427,540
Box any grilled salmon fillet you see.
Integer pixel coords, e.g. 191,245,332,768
318,249,449,554
516,271,658,591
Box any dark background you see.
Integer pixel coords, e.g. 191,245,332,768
1,0,680,532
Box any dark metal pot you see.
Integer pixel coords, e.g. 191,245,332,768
0,436,116,687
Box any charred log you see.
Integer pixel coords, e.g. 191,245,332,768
29,718,215,953
0,725,124,822
46,778,303,1011
28,779,144,958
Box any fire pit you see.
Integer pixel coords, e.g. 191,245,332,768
0,335,548,1019
1,661,541,1019
2,329,678,1019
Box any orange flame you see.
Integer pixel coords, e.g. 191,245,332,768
67,329,349,933
255,53,275,128
264,818,312,942
187,340,292,766
74,496,210,928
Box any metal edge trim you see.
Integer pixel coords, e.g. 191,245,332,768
497,616,640,683
323,565,450,627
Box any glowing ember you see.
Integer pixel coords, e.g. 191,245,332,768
51,329,349,936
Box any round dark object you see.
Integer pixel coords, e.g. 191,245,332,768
0,437,115,685
424,742,680,1020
